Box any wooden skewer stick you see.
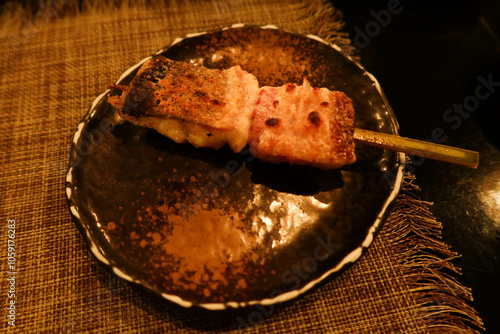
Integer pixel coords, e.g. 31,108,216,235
353,128,479,169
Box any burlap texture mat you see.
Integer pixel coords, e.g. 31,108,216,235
0,0,484,333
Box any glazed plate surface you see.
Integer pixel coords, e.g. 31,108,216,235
66,25,405,310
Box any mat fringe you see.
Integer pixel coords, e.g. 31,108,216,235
386,172,484,333
0,0,355,56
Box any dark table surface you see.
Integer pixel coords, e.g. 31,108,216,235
333,0,500,332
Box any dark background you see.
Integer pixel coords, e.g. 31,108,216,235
333,0,500,333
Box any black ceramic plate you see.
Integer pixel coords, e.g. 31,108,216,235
66,24,405,310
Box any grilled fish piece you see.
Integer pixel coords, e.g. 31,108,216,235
249,79,355,170
107,55,260,152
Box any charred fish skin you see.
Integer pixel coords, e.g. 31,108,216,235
125,56,229,120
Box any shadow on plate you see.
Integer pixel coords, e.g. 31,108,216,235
111,121,345,196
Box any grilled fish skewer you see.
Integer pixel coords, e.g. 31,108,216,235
108,55,479,169
107,55,356,169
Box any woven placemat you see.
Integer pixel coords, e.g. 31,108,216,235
0,0,484,332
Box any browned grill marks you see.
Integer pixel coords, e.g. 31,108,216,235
265,118,280,127
308,111,321,126
212,99,225,106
